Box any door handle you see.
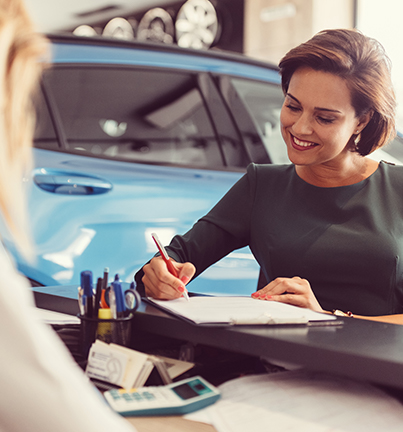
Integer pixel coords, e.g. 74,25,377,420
33,170,112,195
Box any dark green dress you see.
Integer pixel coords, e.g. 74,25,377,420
136,161,403,316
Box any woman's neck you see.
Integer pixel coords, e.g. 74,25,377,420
295,157,379,188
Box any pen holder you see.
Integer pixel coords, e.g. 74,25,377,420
78,313,134,360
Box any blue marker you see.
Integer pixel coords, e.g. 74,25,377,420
81,270,94,318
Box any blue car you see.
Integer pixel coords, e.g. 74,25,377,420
5,34,402,296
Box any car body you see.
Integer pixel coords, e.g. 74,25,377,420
4,34,402,296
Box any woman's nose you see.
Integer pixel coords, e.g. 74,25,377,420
292,113,313,135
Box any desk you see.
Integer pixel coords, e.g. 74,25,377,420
126,416,215,432
33,285,403,392
134,301,403,392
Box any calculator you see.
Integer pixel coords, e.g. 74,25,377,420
103,376,220,416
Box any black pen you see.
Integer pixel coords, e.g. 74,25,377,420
81,270,94,318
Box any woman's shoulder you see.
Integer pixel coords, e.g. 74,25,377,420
247,163,294,177
376,161,403,194
379,160,403,179
246,163,295,190
244,163,295,197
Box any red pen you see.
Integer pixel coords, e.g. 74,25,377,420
151,232,190,301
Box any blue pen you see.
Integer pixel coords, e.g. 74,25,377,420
111,280,125,319
81,270,94,318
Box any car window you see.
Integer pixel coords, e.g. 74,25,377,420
197,73,250,169
33,89,58,147
36,67,225,168
222,77,289,164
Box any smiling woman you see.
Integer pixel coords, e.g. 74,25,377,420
279,29,396,158
136,28,403,320
280,66,376,187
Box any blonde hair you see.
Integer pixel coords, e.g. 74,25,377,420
0,0,48,258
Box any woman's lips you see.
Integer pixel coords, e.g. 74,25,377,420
291,134,318,151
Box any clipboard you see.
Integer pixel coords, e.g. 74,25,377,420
144,296,342,327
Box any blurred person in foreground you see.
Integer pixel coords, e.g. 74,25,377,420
0,1,136,431
137,29,403,322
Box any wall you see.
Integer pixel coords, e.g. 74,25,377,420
356,0,403,126
244,0,354,65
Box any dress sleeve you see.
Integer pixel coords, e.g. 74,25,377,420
0,245,136,432
135,164,257,295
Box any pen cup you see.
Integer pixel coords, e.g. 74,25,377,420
78,312,134,360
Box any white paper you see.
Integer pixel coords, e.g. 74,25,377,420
148,296,336,325
85,340,129,386
109,343,151,389
35,308,80,325
186,370,403,432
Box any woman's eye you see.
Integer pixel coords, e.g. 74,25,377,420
317,117,334,125
286,104,300,112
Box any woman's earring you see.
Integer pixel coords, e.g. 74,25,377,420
354,130,361,146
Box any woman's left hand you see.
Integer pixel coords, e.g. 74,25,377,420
251,276,324,313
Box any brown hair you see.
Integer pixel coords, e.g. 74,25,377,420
278,28,396,156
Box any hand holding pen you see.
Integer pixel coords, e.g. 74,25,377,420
151,232,191,301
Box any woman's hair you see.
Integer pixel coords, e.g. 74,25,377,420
0,0,48,257
278,28,396,156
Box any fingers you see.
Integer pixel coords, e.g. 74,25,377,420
142,257,182,299
252,276,307,297
267,292,307,308
251,276,323,312
179,262,196,286
252,289,305,307
142,257,195,300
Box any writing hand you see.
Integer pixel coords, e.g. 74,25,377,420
142,256,195,300
251,276,324,313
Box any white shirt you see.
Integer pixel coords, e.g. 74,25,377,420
0,243,136,432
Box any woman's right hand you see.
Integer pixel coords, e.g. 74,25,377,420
142,256,196,299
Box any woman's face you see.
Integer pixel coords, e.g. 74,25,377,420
280,67,367,169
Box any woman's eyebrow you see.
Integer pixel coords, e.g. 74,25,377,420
286,92,342,113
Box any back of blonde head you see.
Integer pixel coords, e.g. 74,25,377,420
0,0,47,258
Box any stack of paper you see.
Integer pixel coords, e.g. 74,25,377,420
35,308,80,325
85,340,194,390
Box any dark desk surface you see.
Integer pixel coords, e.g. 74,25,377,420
33,285,403,392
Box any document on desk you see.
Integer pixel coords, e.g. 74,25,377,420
186,370,403,432
35,308,80,325
147,296,337,325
